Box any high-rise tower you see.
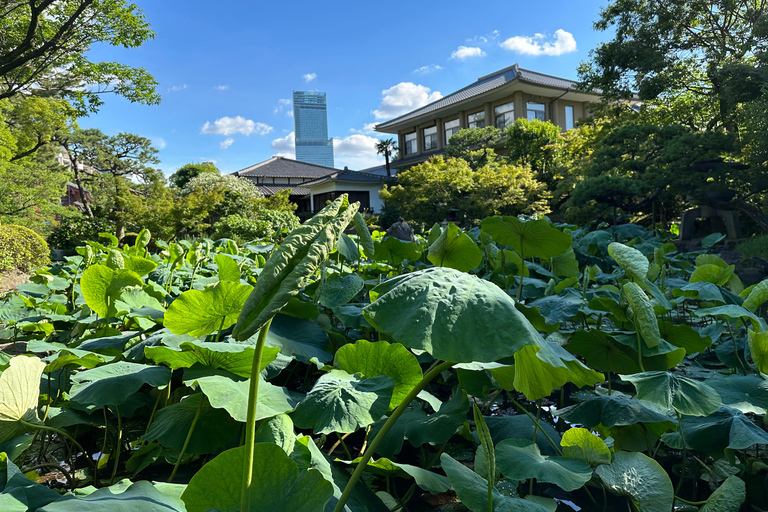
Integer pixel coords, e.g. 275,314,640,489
292,91,334,167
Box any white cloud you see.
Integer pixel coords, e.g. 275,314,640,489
413,64,443,74
271,132,296,158
372,82,443,120
466,30,499,44
451,46,485,60
500,29,577,56
168,84,187,92
350,122,378,135
273,98,292,114
152,137,166,150
333,134,382,169
215,85,229,90
200,158,218,165
220,138,234,149
303,73,317,83
201,116,274,136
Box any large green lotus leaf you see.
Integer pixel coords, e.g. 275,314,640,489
555,395,675,431
440,453,550,512
747,328,768,374
658,321,711,355
527,293,582,324
363,268,543,363
292,370,393,434
623,282,661,348
165,280,253,337
369,387,469,458
26,340,113,372
69,362,171,409
373,236,423,265
80,264,143,318
483,415,562,456
253,414,296,454
114,288,164,316
340,456,451,494
215,253,241,282
481,216,572,259
291,435,390,512
706,374,768,414
547,248,579,278
694,305,762,330
661,405,768,455
145,340,278,378
141,393,240,454
495,439,592,492
353,212,375,259
182,367,297,422
264,313,331,362
0,356,46,443
560,427,611,467
610,334,686,370
595,452,673,512
742,279,768,312
427,222,482,272
621,371,721,416
511,344,604,400
38,480,186,512
607,242,649,282
234,196,359,340
335,233,359,263
567,330,645,374
122,255,158,277
690,263,734,286
672,282,725,302
334,340,422,409
181,443,333,512
699,475,746,512
319,273,365,309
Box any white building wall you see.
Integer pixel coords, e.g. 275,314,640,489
308,181,385,213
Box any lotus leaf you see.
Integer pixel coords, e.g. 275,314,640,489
292,370,393,434
699,475,746,512
80,264,143,318
495,438,592,491
621,371,721,416
69,362,171,409
560,427,611,467
145,340,278,378
595,452,673,512
334,340,422,409
608,242,649,282
481,216,572,259
0,357,46,443
623,282,662,348
164,280,253,337
319,273,365,308
181,443,333,512
427,222,483,272
661,405,768,455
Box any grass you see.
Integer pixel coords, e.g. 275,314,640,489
736,234,768,263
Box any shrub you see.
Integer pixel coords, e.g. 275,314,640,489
0,224,50,272
214,210,300,243
48,216,116,250
736,235,768,262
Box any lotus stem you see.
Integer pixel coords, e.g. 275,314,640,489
20,419,93,468
516,247,525,301
332,360,454,512
507,393,562,455
240,318,273,512
636,330,646,372
111,405,123,484
674,410,688,496
169,394,203,483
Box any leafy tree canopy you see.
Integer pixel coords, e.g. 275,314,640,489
169,162,220,189
0,0,160,114
445,126,502,170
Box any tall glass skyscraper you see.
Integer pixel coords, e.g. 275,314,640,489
293,91,335,167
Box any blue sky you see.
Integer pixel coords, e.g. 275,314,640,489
80,0,612,175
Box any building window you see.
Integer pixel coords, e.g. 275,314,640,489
444,119,460,143
404,132,417,155
527,102,546,121
467,111,485,129
423,126,437,151
565,105,575,130
494,102,515,130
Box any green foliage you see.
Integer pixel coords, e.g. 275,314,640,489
168,162,219,189
445,126,502,170
214,210,300,243
165,281,253,337
736,235,768,263
0,224,50,272
505,118,562,182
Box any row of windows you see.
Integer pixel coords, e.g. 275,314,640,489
403,102,576,155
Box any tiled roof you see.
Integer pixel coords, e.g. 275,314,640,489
375,64,596,130
232,156,339,179
255,184,310,196
303,170,394,187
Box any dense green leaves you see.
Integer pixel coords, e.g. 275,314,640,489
69,362,171,408
495,439,592,491
662,405,768,455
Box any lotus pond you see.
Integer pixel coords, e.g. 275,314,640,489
1,195,767,512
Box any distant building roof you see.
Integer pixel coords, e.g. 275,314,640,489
375,64,600,131
255,184,310,196
302,169,394,188
232,156,339,179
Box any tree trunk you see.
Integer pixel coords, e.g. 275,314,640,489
385,153,391,177
70,155,93,218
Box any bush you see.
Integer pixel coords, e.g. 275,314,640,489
214,210,301,243
0,224,50,272
736,235,768,262
48,216,116,250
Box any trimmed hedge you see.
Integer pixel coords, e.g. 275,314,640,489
0,224,50,272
